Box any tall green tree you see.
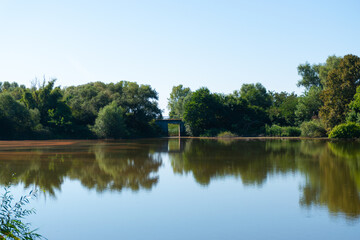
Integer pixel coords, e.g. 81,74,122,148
167,85,192,118
297,63,322,90
320,54,360,129
297,55,341,90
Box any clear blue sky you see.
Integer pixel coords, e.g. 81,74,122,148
1,0,360,114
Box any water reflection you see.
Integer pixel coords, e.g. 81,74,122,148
0,139,359,219
168,139,360,219
0,141,162,195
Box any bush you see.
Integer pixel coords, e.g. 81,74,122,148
265,125,282,136
1,187,44,239
329,122,360,138
200,128,223,137
91,102,127,139
281,127,301,137
300,119,327,137
266,125,301,137
217,131,238,138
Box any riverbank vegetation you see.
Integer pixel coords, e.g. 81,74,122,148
0,81,162,139
168,54,360,138
1,54,360,139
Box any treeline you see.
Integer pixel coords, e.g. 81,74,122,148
168,54,360,138
0,80,162,139
1,54,360,139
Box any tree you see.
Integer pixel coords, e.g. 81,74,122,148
297,55,341,90
183,88,223,136
235,83,272,110
64,81,161,137
320,54,360,129
167,85,192,118
268,92,298,126
222,93,269,136
0,93,33,139
346,86,360,124
295,86,322,123
297,63,321,90
92,102,127,139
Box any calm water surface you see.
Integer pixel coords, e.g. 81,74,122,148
0,139,360,239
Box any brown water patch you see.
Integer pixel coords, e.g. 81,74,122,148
0,140,78,148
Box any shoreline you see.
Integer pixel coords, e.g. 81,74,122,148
0,136,357,149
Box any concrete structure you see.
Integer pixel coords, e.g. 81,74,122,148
155,119,185,137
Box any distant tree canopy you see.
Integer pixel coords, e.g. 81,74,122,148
1,53,360,139
183,84,270,136
0,80,162,139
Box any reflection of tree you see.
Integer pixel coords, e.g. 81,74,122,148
169,139,293,186
0,141,162,196
68,143,162,192
298,141,360,218
0,153,72,196
169,139,360,219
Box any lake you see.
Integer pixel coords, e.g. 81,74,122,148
0,138,360,239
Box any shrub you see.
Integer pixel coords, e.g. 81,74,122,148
1,187,44,239
265,125,282,136
300,119,327,137
281,127,301,137
200,128,223,137
91,102,127,139
329,122,360,138
266,125,301,137
217,131,238,138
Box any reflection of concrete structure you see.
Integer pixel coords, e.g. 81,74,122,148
155,119,185,136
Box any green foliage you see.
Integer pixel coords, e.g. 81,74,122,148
168,124,180,136
64,81,161,137
265,124,282,136
329,122,360,138
346,86,360,124
217,131,238,138
319,55,342,87
183,86,270,137
297,63,322,90
183,88,223,136
92,102,127,139
167,85,192,118
266,125,301,137
300,119,327,137
199,128,224,137
235,83,272,110
295,86,322,123
297,55,341,90
0,93,34,139
268,92,298,126
320,55,360,129
0,187,44,240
